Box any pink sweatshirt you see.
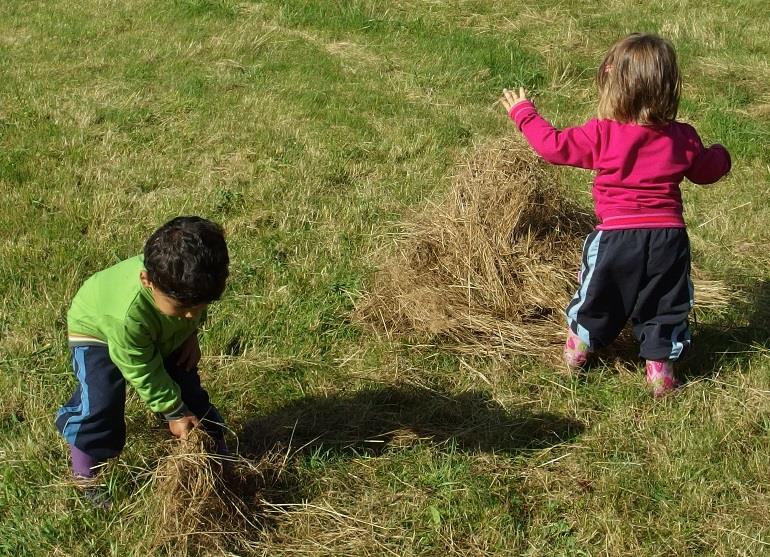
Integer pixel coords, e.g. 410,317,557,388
510,100,731,230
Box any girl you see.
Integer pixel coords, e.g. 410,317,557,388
501,33,731,396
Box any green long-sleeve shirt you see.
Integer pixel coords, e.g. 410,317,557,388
67,255,202,413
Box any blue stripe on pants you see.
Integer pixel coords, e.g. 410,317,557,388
59,347,91,445
566,231,603,346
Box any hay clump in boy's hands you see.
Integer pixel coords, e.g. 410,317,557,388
136,428,270,555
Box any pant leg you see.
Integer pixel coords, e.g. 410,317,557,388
565,230,644,349
631,229,693,361
164,352,225,439
55,345,127,462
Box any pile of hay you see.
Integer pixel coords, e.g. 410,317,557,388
357,137,731,364
135,431,269,555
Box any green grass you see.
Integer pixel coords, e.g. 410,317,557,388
1,0,770,555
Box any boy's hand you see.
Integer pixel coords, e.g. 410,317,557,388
168,415,200,440
176,333,201,371
501,87,528,113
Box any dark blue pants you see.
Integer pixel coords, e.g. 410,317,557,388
55,344,224,461
566,228,693,361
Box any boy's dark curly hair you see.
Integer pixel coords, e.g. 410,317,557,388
143,216,229,306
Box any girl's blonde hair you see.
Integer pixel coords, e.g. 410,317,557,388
597,33,681,125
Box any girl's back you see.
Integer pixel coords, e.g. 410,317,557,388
510,103,731,230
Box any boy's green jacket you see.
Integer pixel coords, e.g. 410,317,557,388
67,256,202,413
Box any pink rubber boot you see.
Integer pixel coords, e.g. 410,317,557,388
563,329,590,369
645,360,679,397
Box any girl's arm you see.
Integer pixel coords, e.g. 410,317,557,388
501,89,599,169
685,143,731,185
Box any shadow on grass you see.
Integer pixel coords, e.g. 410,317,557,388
230,384,584,520
140,385,580,549
122,389,584,546
680,279,770,380
237,385,585,459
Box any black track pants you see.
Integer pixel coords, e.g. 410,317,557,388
565,228,693,361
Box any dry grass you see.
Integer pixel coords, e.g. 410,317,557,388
357,136,734,364
131,430,271,556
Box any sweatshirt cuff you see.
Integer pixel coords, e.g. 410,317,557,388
163,401,192,421
508,100,536,127
508,100,537,131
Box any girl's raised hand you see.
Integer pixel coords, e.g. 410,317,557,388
501,87,528,113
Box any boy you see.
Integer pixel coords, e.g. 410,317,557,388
55,216,229,504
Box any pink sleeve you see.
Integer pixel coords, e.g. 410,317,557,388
686,143,732,185
509,101,599,169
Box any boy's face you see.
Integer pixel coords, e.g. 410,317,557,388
139,271,208,319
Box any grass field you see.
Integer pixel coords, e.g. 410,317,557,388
1,0,770,555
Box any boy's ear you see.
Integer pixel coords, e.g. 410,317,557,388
139,270,153,289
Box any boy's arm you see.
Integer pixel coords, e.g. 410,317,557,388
685,142,731,185
108,321,189,418
508,100,599,170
